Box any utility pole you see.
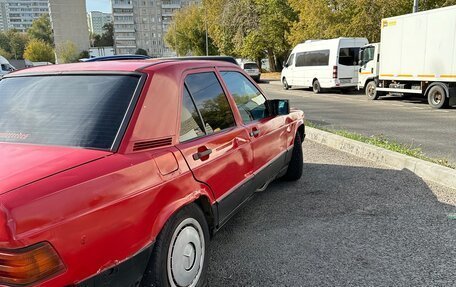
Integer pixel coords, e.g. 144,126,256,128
205,2,209,56
413,0,419,13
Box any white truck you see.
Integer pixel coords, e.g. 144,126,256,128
358,5,456,109
0,56,15,77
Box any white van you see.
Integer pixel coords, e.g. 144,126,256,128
0,56,15,76
281,37,368,93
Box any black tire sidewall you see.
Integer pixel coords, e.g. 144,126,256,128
313,80,320,94
427,85,447,109
366,81,379,100
282,132,303,181
283,78,289,90
141,204,210,287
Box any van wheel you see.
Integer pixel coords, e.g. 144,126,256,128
282,133,303,181
283,78,290,90
141,204,209,287
366,81,381,100
312,80,321,94
427,85,448,109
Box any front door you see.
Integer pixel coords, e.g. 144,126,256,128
176,70,254,223
219,70,291,191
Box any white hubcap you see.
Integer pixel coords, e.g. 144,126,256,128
167,218,205,287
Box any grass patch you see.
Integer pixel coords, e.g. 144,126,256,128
261,72,281,80
306,120,455,169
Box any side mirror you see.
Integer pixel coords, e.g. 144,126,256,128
283,61,288,68
267,99,290,116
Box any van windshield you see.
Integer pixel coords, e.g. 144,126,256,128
339,47,361,66
0,75,140,150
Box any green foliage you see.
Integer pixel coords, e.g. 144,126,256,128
135,48,148,56
56,41,79,63
93,23,114,47
0,47,12,59
0,30,30,60
165,4,218,56
28,14,54,46
79,50,90,59
23,39,55,63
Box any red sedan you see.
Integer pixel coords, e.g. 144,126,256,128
0,60,305,286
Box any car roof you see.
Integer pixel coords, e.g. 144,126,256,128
5,59,240,76
81,55,152,62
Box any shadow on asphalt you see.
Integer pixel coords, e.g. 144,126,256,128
208,163,456,286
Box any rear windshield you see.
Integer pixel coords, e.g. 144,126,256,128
339,47,361,66
0,75,140,150
244,63,259,69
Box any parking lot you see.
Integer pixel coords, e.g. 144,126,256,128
260,83,456,167
208,140,456,286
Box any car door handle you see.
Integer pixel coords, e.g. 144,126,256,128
192,148,212,160
250,130,260,137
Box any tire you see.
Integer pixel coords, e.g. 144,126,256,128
365,81,381,100
283,77,290,90
141,204,209,287
312,80,321,94
282,132,303,181
427,85,448,109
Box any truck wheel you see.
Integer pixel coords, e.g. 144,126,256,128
283,77,290,90
141,204,209,287
366,81,380,100
427,85,448,109
282,133,303,181
312,80,321,94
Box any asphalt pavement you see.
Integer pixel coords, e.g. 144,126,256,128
259,82,456,166
208,140,456,286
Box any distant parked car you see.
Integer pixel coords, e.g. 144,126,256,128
80,54,152,62
0,59,304,286
240,62,261,82
0,56,15,76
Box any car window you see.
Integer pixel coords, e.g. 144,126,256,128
185,72,236,135
0,75,140,150
244,63,258,70
220,71,268,124
179,87,206,142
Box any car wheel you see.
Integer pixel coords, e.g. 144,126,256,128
365,81,381,100
282,132,303,181
283,78,290,90
427,85,448,109
312,80,321,94
141,204,209,287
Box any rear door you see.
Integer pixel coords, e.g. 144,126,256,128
219,70,291,190
338,42,361,85
176,69,254,223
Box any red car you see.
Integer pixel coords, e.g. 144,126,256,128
0,60,305,286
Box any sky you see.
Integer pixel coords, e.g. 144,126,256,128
86,0,111,13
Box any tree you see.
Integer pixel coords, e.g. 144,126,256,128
135,48,148,56
56,41,79,63
7,30,30,60
23,39,55,63
94,23,114,47
28,14,54,46
79,50,90,59
0,47,12,59
165,4,218,56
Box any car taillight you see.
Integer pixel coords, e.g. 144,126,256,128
0,242,65,285
333,65,338,79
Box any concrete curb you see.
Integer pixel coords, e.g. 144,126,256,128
306,127,456,189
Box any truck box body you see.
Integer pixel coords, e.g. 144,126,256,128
379,5,456,83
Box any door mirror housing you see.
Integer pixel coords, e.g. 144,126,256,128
267,99,290,116
283,61,288,68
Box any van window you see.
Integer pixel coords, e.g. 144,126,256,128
1,64,8,71
185,72,236,135
339,47,361,66
287,54,294,66
296,50,330,67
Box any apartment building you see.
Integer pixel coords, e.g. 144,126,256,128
0,0,49,32
49,0,89,63
88,11,112,35
112,0,200,57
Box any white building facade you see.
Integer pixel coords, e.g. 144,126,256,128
0,0,49,32
111,0,200,57
87,11,112,36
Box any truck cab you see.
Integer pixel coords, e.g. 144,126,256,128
358,43,380,91
0,56,15,76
